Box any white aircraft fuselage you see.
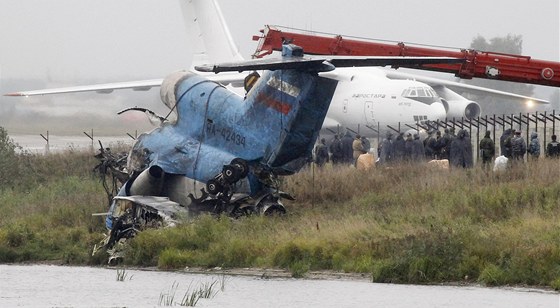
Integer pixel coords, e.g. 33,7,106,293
6,0,545,140
321,68,446,137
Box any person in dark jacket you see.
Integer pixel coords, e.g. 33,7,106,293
510,130,526,162
392,132,406,162
361,136,371,154
340,132,354,164
404,133,414,161
527,131,540,161
412,133,425,161
433,130,442,159
500,128,513,158
546,135,560,158
449,129,473,168
423,130,437,160
329,134,344,165
479,130,495,169
438,128,454,160
314,138,330,167
378,132,393,165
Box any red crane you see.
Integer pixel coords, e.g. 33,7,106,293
252,26,560,87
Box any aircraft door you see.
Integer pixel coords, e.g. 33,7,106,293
365,101,376,125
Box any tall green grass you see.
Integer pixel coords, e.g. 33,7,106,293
2,126,560,288
127,161,560,288
0,128,107,263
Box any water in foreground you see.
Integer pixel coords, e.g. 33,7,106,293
0,265,557,307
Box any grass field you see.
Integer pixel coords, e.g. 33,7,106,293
1,127,560,288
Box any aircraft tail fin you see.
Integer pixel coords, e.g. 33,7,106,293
180,0,244,69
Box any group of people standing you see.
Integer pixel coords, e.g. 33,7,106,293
314,132,371,167
378,131,427,164
496,129,560,163
314,127,560,169
377,127,473,168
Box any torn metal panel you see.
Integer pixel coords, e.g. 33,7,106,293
94,196,189,263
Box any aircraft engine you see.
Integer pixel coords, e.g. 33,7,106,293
441,98,481,119
434,85,481,119
160,70,193,112
127,165,165,196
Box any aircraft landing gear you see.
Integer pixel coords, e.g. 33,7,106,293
188,158,289,219
186,158,254,218
205,158,249,195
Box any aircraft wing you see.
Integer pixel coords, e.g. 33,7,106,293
195,56,464,73
4,79,164,97
4,72,245,97
384,70,549,104
5,57,467,97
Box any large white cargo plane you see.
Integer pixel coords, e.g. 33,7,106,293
5,0,547,138
180,0,547,137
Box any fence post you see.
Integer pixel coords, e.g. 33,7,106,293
83,129,94,152
40,130,49,154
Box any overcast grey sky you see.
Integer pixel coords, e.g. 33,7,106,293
1,0,558,81
0,0,558,133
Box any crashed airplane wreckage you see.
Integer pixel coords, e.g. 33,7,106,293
92,128,295,261
90,44,464,260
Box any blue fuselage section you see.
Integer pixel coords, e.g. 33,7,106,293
128,70,337,184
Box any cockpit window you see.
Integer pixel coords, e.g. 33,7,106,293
402,87,436,98
401,87,440,105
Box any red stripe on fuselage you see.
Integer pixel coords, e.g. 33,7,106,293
255,92,293,115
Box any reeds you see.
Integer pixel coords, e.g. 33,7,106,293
159,281,179,306
159,279,222,307
116,268,133,281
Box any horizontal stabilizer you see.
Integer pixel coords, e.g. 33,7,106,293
196,57,335,73
195,56,465,73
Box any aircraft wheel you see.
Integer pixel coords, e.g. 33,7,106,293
223,165,240,183
206,179,223,195
262,203,287,216
230,158,249,178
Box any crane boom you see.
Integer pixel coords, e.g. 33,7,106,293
253,26,560,87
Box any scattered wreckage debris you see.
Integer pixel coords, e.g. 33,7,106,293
93,195,188,264
93,141,129,203
92,144,292,263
